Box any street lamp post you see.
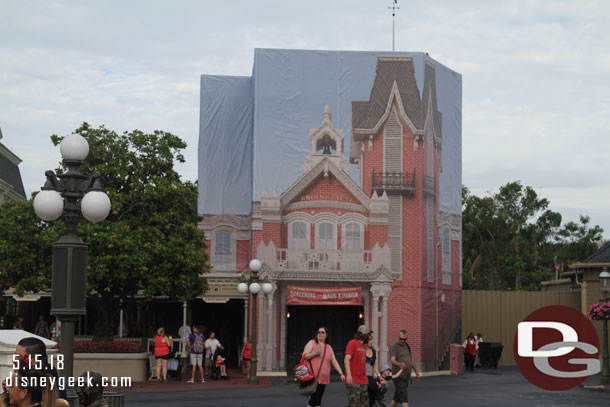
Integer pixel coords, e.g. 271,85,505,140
33,134,111,401
237,259,273,384
600,267,610,385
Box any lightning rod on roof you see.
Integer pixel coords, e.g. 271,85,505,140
388,0,399,52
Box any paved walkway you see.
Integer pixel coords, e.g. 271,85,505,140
117,367,272,393
121,365,609,406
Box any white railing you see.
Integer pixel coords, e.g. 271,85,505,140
276,249,373,272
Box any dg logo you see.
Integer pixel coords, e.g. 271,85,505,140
513,305,600,391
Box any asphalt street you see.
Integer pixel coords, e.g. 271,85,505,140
123,365,609,407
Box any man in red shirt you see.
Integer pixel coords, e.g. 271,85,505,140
345,325,370,407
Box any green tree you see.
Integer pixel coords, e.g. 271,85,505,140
553,215,605,275
494,182,558,290
0,199,61,294
1,123,209,335
462,181,604,291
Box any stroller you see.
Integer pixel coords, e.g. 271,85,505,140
210,348,230,380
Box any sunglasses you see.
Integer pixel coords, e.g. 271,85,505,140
399,337,407,341
317,331,326,334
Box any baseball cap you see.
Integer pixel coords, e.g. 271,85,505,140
380,363,391,372
357,325,373,335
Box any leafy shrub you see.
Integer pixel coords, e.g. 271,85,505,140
73,340,142,353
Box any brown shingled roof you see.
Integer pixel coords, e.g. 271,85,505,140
423,60,443,144
352,56,423,132
350,56,424,162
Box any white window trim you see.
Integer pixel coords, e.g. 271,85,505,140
383,106,403,173
211,229,236,270
314,220,337,250
288,220,311,249
341,222,364,250
441,226,452,285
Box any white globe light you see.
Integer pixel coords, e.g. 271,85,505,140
262,283,273,294
237,283,248,294
81,191,111,222
33,190,64,221
60,134,89,161
249,282,261,294
249,259,262,271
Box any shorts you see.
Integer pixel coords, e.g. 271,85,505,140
346,383,368,407
156,355,169,360
190,353,203,366
205,357,213,368
243,357,251,362
392,377,409,404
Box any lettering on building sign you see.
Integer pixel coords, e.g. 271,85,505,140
299,194,354,203
287,285,362,305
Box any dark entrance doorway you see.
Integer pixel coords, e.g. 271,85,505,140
191,299,244,366
286,305,362,372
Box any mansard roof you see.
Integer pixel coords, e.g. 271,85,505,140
0,129,26,200
352,56,423,132
350,56,423,162
423,60,443,144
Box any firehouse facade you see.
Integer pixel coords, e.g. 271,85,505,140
199,52,462,372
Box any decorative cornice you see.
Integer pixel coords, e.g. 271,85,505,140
284,200,367,213
268,270,378,282
266,265,398,283
437,211,462,241
198,214,251,231
0,143,23,166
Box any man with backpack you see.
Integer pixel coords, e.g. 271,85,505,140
187,325,207,383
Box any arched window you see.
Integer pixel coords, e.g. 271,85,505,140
318,222,334,250
215,232,231,270
291,222,309,249
345,223,361,250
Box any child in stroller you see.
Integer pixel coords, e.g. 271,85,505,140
210,348,230,380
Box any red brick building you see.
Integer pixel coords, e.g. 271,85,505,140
200,56,461,372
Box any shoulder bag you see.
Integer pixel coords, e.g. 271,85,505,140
296,343,327,397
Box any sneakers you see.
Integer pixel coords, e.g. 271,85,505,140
201,379,205,383
187,378,194,383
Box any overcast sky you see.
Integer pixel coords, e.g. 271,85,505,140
1,0,609,238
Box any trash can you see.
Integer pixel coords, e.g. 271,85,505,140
103,391,124,407
478,342,503,368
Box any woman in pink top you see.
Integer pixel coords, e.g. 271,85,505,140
302,326,345,407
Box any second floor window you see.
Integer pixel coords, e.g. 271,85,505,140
292,222,308,249
442,229,450,273
215,232,231,269
345,223,361,250
318,222,334,250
